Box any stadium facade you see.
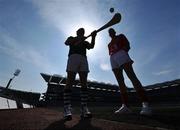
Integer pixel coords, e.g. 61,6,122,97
40,73,180,106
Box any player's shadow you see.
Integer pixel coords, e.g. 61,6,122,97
71,118,102,130
44,119,66,130
44,118,102,130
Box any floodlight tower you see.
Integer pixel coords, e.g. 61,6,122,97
6,69,21,89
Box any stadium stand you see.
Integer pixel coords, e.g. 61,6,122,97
40,73,180,106
0,85,40,108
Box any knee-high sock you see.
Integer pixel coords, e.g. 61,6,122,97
80,88,88,106
120,92,128,106
63,89,72,107
136,88,149,103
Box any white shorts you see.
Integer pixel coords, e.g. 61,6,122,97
110,50,133,69
66,54,89,73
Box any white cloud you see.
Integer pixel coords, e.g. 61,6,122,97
31,0,102,36
153,70,172,76
100,63,111,71
0,29,54,72
87,76,97,82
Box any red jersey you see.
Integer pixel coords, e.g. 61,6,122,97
108,34,130,55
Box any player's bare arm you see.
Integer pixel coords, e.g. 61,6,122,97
87,31,97,49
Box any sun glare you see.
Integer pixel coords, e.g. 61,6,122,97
68,22,96,39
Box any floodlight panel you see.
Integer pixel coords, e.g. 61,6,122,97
14,69,21,76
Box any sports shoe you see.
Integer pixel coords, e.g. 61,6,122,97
140,102,152,116
140,106,152,116
114,105,132,114
81,106,92,118
64,105,72,121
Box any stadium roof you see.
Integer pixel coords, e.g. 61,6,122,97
40,73,119,91
40,73,180,92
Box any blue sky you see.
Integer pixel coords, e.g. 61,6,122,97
0,0,180,93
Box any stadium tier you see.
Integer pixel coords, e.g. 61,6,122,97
40,73,180,106
0,86,41,107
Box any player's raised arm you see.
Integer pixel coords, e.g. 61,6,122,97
86,30,97,49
